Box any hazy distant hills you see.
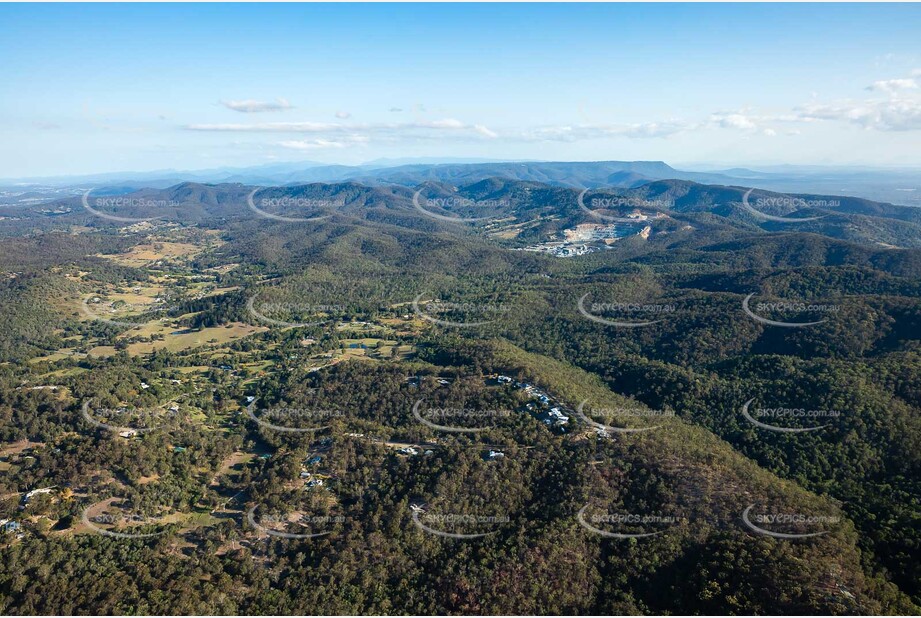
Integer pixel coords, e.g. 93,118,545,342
0,160,714,190
356,160,712,187
8,175,921,251
4,159,919,207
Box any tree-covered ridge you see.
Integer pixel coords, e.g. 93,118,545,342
8,177,921,249
1,339,915,615
0,178,919,615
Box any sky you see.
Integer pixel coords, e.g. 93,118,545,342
1,3,920,178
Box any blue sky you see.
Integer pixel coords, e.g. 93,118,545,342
1,3,920,177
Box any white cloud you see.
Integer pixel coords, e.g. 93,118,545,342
519,120,691,142
710,111,759,131
785,71,921,131
279,136,369,150
279,139,346,150
619,122,692,138
188,121,342,132
794,98,921,131
419,118,466,129
223,120,688,144
220,98,294,113
866,78,918,94
705,71,921,134
186,118,498,140
707,109,786,134
193,70,921,156
474,124,498,138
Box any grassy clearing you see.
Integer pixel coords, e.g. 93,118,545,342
39,367,86,379
88,345,118,358
98,242,202,267
341,338,413,361
28,349,80,364
127,322,267,354
0,440,44,458
176,365,211,374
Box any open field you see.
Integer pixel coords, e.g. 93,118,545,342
28,348,82,364
127,322,267,354
0,440,45,472
97,241,203,267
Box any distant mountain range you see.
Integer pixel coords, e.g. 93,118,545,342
7,175,921,250
3,160,919,207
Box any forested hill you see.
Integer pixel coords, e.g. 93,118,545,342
0,172,919,614
6,177,921,249
0,335,916,614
